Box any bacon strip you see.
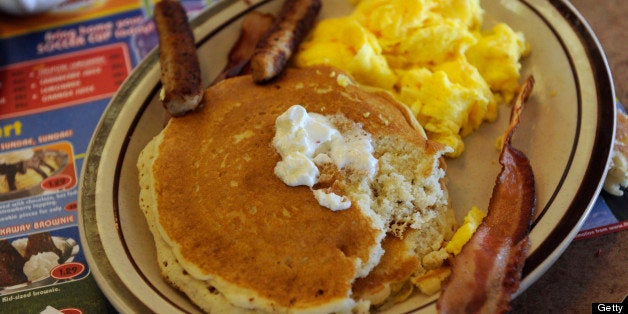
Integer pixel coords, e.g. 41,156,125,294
154,0,203,116
250,0,321,83
437,76,536,314
212,11,276,84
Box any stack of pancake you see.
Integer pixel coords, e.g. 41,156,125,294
138,66,456,313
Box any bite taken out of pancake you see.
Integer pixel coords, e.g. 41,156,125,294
137,65,456,313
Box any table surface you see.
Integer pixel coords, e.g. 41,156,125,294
511,0,627,312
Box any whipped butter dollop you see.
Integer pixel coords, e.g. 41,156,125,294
23,252,59,281
273,105,377,211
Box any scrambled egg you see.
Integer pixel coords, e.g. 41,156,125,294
294,0,528,157
445,206,486,255
411,206,485,295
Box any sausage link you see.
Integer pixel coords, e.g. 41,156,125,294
154,0,203,116
250,0,321,83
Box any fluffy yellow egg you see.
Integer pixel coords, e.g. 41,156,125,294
294,0,528,157
445,206,486,255
466,23,529,103
295,17,396,90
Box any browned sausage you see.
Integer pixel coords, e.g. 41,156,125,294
250,0,321,83
154,0,203,116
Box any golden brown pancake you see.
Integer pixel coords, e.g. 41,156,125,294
353,208,456,307
138,65,455,313
353,231,419,303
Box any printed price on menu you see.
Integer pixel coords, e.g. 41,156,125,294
51,262,85,280
0,43,131,118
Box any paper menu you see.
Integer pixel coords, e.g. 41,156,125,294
0,1,211,312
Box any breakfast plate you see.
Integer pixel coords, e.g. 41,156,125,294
78,0,615,312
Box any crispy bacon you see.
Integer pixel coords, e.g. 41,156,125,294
437,76,536,314
213,11,276,84
250,0,321,83
154,0,203,116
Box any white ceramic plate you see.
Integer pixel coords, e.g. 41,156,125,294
78,0,616,312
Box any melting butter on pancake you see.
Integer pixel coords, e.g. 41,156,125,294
138,66,455,313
